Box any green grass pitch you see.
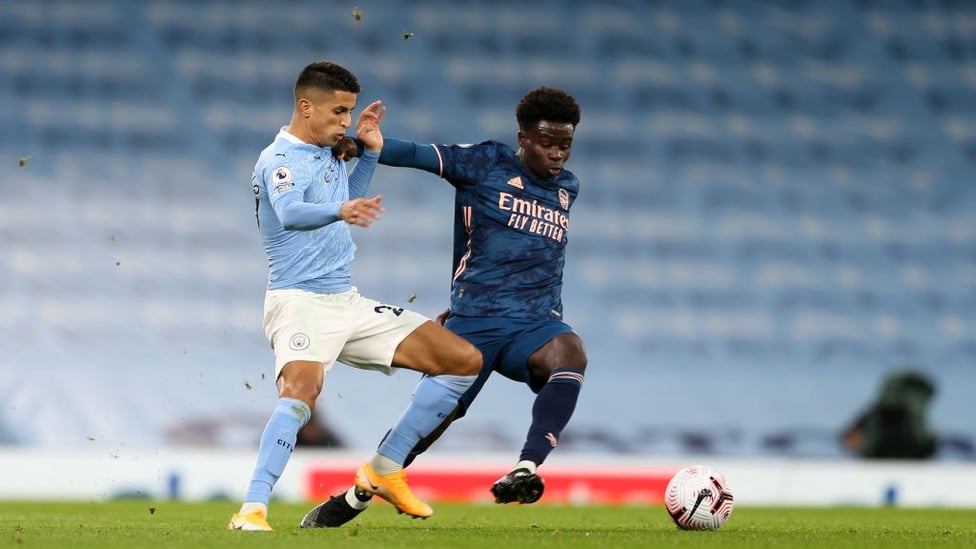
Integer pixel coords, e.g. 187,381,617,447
1,501,974,548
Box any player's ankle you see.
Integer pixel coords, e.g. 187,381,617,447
369,453,402,475
515,460,537,474
346,487,372,510
239,501,268,516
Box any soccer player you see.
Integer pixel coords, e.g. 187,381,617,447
227,61,482,531
302,87,586,528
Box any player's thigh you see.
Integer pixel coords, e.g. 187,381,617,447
263,289,348,379
390,320,481,376
277,359,327,402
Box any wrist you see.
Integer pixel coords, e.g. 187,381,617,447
348,138,367,158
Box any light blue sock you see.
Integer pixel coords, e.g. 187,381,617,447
244,397,311,504
378,374,475,464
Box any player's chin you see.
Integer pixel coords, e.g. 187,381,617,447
320,135,343,149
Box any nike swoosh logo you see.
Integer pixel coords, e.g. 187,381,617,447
688,490,709,517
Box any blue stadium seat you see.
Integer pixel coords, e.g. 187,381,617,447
0,0,972,457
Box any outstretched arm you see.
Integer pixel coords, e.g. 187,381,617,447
338,136,444,176
379,138,443,175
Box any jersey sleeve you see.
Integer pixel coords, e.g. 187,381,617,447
433,140,503,189
347,151,379,199
260,160,314,208
379,138,442,174
260,157,341,230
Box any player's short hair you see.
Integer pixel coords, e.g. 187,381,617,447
295,61,361,99
516,87,581,130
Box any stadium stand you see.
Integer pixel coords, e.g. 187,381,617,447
0,0,972,459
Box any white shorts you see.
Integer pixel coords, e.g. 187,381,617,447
263,287,428,379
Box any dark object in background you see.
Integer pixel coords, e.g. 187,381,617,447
297,412,345,448
842,370,937,459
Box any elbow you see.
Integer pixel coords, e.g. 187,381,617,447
277,205,313,231
282,220,312,231
280,216,311,231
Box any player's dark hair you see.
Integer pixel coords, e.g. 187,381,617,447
295,61,361,97
516,87,581,129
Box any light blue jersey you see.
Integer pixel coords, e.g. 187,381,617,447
252,128,377,293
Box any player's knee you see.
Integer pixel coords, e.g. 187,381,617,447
561,336,588,369
427,341,480,377
455,342,482,376
277,362,324,406
530,334,587,373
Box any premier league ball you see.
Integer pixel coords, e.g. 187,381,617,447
664,465,734,530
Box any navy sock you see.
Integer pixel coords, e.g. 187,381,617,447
244,398,310,505
520,368,584,466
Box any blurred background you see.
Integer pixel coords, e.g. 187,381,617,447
0,0,973,467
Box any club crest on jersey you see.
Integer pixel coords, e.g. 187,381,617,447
558,188,570,210
289,332,310,351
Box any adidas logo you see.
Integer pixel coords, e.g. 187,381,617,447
507,176,524,189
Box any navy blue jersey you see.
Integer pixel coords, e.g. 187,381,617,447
433,140,579,320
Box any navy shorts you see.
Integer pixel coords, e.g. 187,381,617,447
443,314,575,417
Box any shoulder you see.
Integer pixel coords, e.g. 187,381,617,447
257,136,292,167
256,139,315,181
484,140,515,156
558,168,579,186
439,140,509,155
438,140,509,183
556,169,580,195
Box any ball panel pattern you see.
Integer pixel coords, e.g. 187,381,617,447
664,465,734,530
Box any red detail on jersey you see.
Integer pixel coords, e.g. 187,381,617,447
452,205,474,286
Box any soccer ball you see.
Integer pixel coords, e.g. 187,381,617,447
664,465,734,530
